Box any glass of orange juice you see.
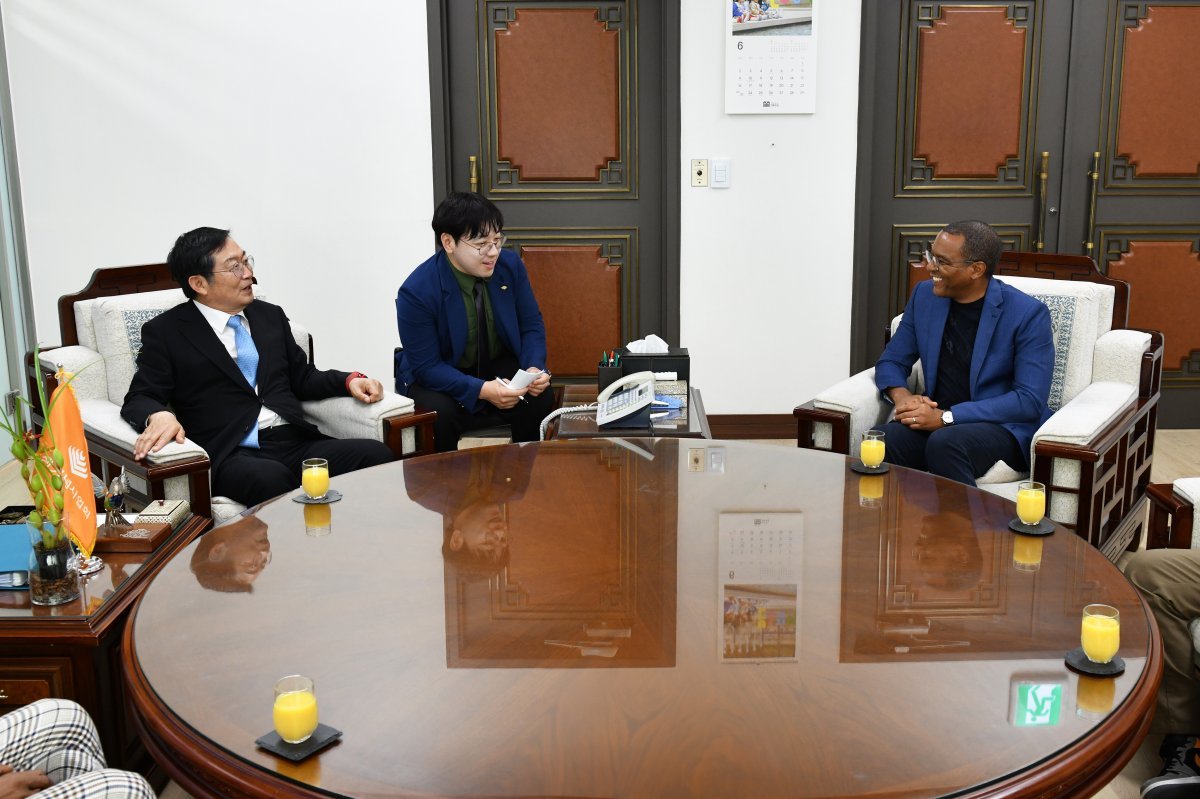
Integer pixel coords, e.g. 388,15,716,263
273,675,318,744
1081,604,1120,664
1016,481,1046,526
861,430,885,469
301,458,330,501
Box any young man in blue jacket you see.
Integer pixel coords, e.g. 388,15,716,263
872,220,1054,486
396,193,553,451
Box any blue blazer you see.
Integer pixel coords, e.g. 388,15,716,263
395,249,548,413
874,277,1055,456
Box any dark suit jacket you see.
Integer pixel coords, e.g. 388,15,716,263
394,249,547,413
121,299,350,473
874,277,1055,455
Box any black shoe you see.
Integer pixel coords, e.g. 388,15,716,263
1142,735,1200,799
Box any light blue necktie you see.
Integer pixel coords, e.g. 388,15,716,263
227,315,260,448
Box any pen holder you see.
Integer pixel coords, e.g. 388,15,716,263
598,365,623,392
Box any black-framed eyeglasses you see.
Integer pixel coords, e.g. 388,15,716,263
460,235,507,257
922,249,977,270
212,255,255,278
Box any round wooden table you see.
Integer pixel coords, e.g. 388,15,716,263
123,439,1160,799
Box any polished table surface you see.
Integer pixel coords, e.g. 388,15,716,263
124,440,1160,799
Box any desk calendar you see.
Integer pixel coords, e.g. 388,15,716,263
718,512,803,662
725,1,817,114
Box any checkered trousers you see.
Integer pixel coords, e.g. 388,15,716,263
0,699,154,799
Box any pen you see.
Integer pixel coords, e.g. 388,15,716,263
600,352,608,367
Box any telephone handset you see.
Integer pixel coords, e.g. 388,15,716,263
596,371,655,429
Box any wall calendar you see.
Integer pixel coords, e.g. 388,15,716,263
725,0,817,114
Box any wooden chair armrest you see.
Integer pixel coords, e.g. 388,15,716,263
793,402,853,455
1146,482,1194,550
381,406,438,459
82,429,214,519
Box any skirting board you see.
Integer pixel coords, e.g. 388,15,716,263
708,414,794,440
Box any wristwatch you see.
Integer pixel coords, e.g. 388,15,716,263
941,410,954,426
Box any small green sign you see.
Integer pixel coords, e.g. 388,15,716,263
1014,683,1062,726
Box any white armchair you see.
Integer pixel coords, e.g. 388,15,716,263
794,252,1163,561
34,264,435,528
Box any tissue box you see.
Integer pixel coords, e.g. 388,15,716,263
618,347,690,381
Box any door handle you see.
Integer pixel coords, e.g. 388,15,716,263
1034,151,1049,251
468,155,478,193
1084,151,1100,256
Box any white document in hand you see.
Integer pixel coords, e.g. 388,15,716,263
505,368,543,390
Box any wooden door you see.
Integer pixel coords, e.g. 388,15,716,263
1058,2,1200,426
428,0,680,379
855,0,1200,426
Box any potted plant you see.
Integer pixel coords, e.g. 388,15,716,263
0,365,80,605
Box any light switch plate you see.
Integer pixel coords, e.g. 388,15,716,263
711,158,731,188
690,158,709,187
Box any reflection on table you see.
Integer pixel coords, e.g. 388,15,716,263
125,440,1159,799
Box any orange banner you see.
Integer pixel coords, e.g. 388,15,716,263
42,378,95,558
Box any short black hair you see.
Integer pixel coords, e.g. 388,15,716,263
942,220,1002,277
168,227,229,299
432,192,504,249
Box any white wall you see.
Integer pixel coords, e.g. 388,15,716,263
1,0,434,385
2,1,861,419
680,3,861,414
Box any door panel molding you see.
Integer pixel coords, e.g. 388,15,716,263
481,2,636,199
1099,227,1200,383
510,227,637,376
896,2,1044,196
1102,1,1200,192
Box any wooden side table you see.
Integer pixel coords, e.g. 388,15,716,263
0,515,208,783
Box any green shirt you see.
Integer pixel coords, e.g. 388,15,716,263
449,261,504,373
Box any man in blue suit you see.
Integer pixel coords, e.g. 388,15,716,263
872,220,1054,486
396,193,553,451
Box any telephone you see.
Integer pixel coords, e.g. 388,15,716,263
596,371,655,429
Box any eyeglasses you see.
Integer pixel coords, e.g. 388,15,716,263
212,255,255,279
460,235,507,257
922,249,978,270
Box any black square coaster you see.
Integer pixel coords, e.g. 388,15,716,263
1065,647,1125,677
256,723,342,761
850,461,889,475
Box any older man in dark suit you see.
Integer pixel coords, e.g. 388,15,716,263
121,227,393,507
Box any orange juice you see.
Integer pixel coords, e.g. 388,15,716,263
1016,486,1045,525
860,439,885,469
1081,614,1120,663
273,690,318,743
302,466,330,499
1012,535,1043,569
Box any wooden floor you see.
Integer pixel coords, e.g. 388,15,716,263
8,430,1197,799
